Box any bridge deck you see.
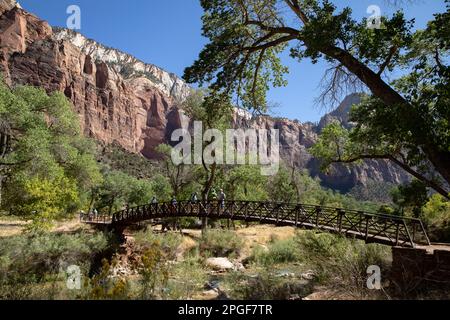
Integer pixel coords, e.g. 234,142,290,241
81,200,431,248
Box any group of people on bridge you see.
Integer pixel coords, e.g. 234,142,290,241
80,188,227,222
149,188,227,209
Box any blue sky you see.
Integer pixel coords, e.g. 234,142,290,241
18,0,446,122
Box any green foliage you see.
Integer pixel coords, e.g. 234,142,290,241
224,165,268,201
422,194,450,242
349,180,396,204
8,175,79,230
294,231,391,292
0,231,109,299
95,170,153,214
151,173,173,202
84,258,130,300
155,144,196,198
309,121,352,170
199,229,243,258
0,81,102,228
98,143,160,180
267,167,297,203
391,180,429,217
139,241,170,299
224,269,313,300
166,257,207,300
182,90,233,201
134,230,182,261
264,165,380,211
249,238,300,266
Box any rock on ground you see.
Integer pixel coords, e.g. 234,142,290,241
205,258,235,271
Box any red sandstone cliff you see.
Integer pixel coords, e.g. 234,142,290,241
0,3,190,159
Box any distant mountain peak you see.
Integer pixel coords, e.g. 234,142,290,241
317,93,363,131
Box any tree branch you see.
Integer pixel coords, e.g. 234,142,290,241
377,45,398,76
284,0,310,25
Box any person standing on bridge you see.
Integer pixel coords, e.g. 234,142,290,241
191,192,198,204
218,189,226,209
190,192,199,214
151,196,158,204
90,208,98,222
171,196,178,215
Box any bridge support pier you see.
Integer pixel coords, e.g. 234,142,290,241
391,246,450,291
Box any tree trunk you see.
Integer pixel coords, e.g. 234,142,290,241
0,174,3,209
201,164,217,234
423,147,450,191
88,189,96,213
322,46,407,106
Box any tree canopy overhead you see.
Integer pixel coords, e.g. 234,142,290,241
184,0,449,198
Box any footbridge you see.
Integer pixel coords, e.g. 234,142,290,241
81,200,431,248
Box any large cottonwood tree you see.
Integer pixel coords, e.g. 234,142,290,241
183,0,449,198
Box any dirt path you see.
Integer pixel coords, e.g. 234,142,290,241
0,217,86,237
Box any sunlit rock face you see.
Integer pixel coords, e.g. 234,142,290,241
0,5,409,191
0,5,189,160
53,28,191,103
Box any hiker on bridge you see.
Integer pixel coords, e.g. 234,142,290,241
151,196,158,204
190,192,199,214
191,192,198,204
79,210,86,221
171,196,178,214
218,189,226,209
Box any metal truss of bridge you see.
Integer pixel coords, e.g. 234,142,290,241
81,200,431,248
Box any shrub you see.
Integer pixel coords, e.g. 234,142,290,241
166,257,208,300
422,194,450,242
224,270,313,300
199,229,243,258
294,231,391,296
138,242,169,300
83,258,130,300
134,230,182,260
0,231,109,299
249,239,300,266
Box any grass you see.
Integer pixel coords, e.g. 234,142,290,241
166,257,208,300
223,269,313,300
248,238,301,266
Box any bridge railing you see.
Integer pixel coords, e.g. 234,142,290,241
99,200,430,247
80,213,112,224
